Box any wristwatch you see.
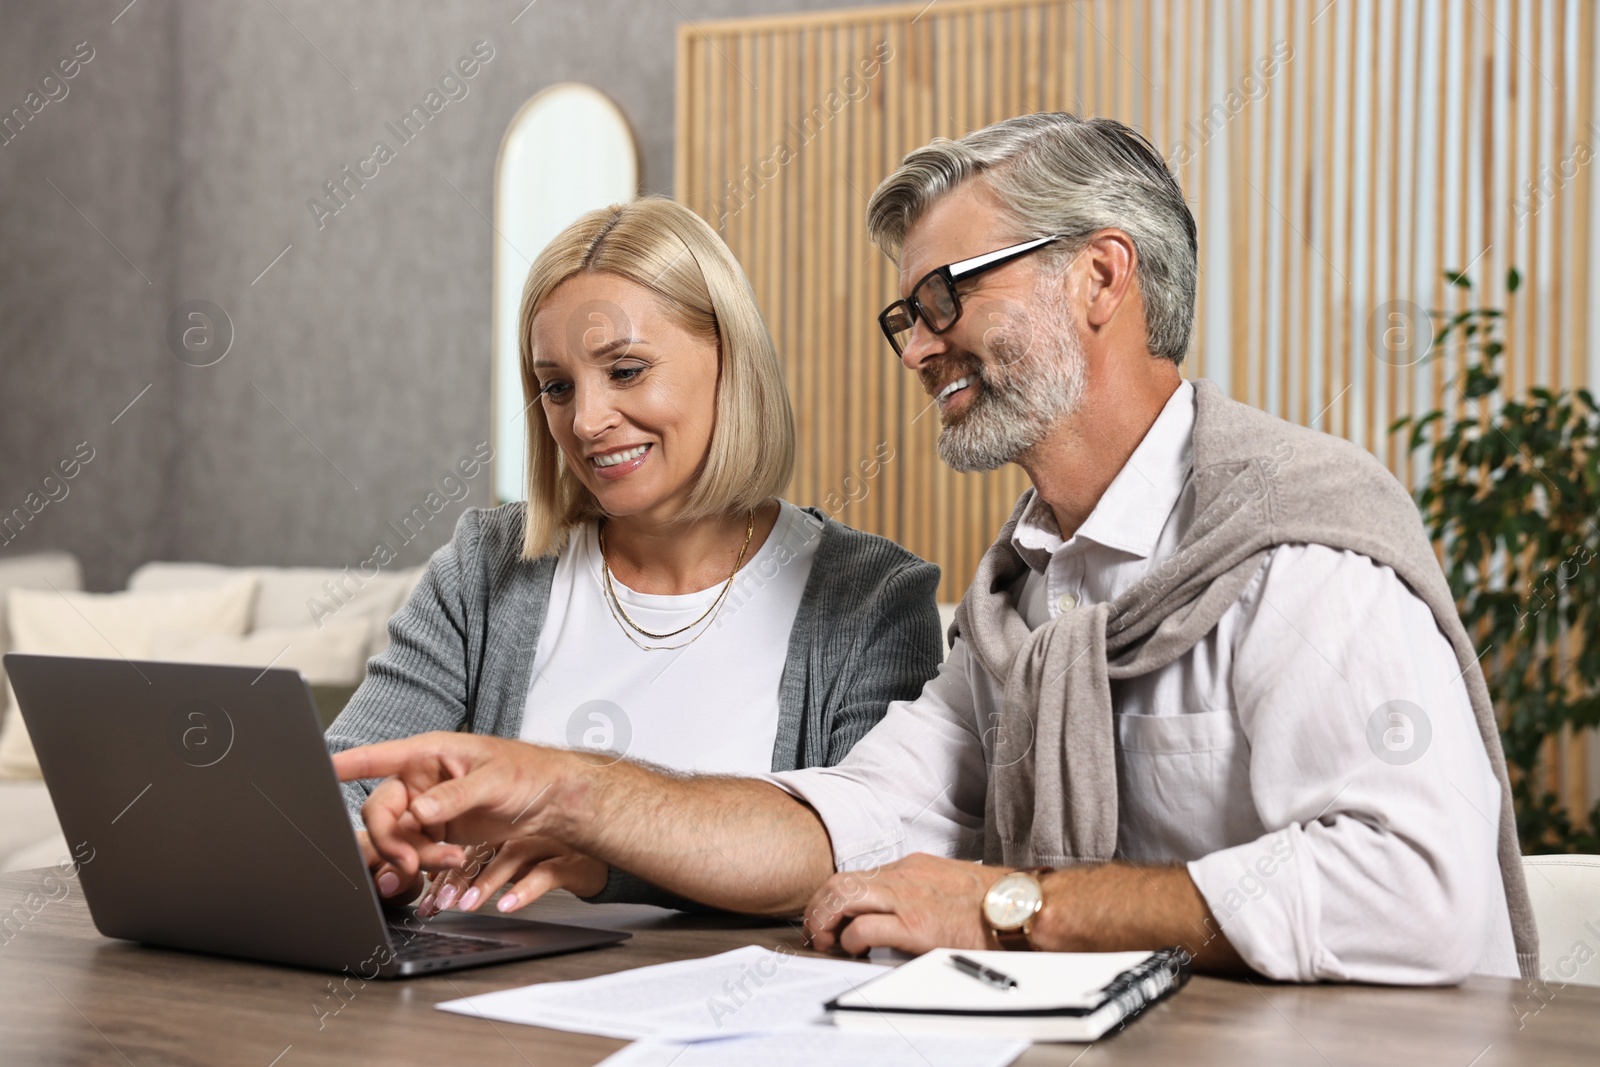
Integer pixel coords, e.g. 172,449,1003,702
982,867,1052,950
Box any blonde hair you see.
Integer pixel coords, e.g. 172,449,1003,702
518,197,795,558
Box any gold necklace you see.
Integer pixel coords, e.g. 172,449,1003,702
598,511,755,650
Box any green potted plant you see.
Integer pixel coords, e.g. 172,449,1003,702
1392,268,1600,852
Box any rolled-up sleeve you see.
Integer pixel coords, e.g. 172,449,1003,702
1186,545,1518,983
763,640,988,870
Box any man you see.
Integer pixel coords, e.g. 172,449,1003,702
336,113,1535,983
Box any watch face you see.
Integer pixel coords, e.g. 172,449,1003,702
984,873,1043,930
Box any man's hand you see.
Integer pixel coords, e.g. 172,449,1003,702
804,854,1010,955
333,732,583,882
804,854,1250,973
334,731,837,916
418,837,609,917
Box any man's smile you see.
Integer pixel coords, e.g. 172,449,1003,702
936,374,975,408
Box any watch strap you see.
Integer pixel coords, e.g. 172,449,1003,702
994,925,1033,951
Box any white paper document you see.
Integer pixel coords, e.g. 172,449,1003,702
595,1030,1031,1067
436,945,888,1042
832,947,1158,1012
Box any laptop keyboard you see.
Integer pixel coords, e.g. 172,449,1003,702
389,927,523,961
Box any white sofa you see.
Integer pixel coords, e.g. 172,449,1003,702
0,551,425,872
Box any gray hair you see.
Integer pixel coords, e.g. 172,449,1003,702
865,113,1198,365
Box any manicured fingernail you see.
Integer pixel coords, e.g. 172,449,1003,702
377,871,400,896
459,887,481,910
497,893,518,913
437,884,458,910
418,891,436,916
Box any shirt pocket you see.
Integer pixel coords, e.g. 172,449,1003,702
1114,709,1260,861
1117,707,1243,754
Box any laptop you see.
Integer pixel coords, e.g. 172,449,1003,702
2,652,631,977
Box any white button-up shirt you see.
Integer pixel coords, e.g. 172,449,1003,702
768,380,1519,983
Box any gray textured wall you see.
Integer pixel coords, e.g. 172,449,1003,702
0,0,877,591
0,0,179,592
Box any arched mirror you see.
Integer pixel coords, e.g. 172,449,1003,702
491,84,641,505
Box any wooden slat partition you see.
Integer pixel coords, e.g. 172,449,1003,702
676,0,1597,580
676,0,1600,815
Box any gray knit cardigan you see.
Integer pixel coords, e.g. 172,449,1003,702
325,501,943,907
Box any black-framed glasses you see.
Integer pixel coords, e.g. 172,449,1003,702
877,234,1062,356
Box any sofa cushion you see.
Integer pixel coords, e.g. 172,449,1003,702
0,552,83,688
128,562,425,657
146,618,371,686
0,576,258,778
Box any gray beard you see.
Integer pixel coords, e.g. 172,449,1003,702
936,311,1087,473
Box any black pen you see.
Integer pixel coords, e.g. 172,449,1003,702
950,953,1018,991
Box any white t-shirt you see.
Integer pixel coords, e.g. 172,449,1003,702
520,500,822,774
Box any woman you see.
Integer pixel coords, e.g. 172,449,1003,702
325,198,941,915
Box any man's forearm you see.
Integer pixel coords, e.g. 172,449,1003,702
1030,863,1248,973
539,755,836,916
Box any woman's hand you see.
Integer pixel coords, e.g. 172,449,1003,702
417,837,610,917
356,828,424,903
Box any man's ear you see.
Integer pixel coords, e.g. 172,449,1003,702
1081,229,1138,329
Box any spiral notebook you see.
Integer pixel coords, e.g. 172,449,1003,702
826,947,1190,1042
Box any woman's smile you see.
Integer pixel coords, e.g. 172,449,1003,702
589,442,653,479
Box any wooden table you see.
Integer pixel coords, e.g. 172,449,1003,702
0,869,1595,1066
